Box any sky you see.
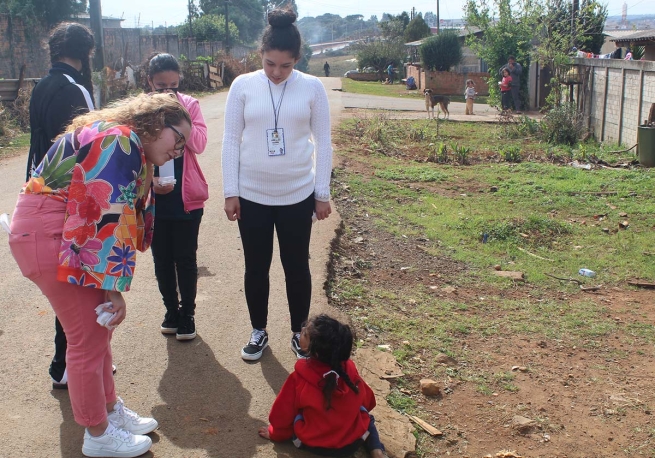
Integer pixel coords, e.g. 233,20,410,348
101,0,653,29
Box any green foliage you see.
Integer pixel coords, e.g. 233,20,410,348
419,31,463,71
178,14,240,43
540,103,585,145
502,145,523,163
404,14,431,42
298,13,378,44
464,0,535,108
199,0,265,44
452,143,471,165
631,46,645,61
0,0,86,27
295,42,313,73
354,39,406,76
379,12,410,40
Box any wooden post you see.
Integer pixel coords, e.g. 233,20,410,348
89,0,105,71
587,66,594,131
618,68,625,145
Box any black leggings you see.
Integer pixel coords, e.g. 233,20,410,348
237,194,314,332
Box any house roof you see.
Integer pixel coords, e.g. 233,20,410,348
610,30,655,44
405,26,483,47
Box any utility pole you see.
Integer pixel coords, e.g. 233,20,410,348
436,0,440,33
224,0,231,55
188,0,194,37
89,0,105,71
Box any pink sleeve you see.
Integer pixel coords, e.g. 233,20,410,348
177,93,207,155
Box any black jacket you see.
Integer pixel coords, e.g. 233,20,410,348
26,62,94,180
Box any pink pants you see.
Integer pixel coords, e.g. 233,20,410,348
9,194,115,427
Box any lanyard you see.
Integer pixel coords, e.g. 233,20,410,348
268,80,287,133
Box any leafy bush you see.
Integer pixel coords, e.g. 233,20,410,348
502,146,522,163
452,143,471,165
419,31,463,71
540,103,585,146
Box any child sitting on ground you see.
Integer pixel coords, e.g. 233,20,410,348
258,314,387,458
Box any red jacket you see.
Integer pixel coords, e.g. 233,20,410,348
500,75,512,92
268,358,376,448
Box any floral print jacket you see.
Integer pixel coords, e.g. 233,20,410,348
23,121,154,291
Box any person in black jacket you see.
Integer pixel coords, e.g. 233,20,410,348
26,22,96,389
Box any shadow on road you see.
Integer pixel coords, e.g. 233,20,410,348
153,335,265,457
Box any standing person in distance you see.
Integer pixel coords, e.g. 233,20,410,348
145,53,209,341
464,79,477,115
499,68,513,113
26,22,97,390
323,61,330,77
9,93,192,457
499,55,523,113
222,8,333,361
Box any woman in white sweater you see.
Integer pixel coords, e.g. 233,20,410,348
222,8,333,361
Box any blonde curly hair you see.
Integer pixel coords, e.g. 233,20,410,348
65,93,191,143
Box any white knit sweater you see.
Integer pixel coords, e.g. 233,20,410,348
221,69,333,205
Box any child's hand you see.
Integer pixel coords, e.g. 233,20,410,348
258,426,271,440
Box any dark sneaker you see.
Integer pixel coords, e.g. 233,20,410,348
241,329,268,361
291,333,309,359
160,310,180,335
176,314,196,341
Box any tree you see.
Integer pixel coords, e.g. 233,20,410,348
0,0,87,27
354,39,406,79
419,31,463,71
379,12,410,40
295,42,312,73
404,14,431,42
199,0,265,44
424,11,437,27
464,0,537,107
178,14,240,43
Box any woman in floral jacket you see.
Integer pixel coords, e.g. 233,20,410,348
9,93,191,458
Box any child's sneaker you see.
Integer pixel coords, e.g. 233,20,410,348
82,423,151,457
291,333,309,359
241,329,268,361
107,397,158,435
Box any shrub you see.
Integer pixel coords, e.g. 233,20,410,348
419,31,463,71
540,103,585,146
502,146,522,163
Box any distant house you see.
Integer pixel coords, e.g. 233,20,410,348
610,30,655,60
405,27,487,73
72,13,124,29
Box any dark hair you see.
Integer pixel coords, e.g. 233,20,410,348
305,314,359,410
260,8,302,59
508,55,516,61
146,52,180,79
48,22,95,105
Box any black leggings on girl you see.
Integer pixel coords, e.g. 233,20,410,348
237,194,314,333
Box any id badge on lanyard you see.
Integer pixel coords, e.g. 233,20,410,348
267,128,285,156
268,80,287,158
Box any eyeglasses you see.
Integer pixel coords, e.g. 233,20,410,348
165,124,186,155
154,87,179,93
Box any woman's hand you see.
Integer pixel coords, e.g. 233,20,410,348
153,179,175,195
104,291,127,327
224,197,241,221
315,200,331,221
258,426,271,440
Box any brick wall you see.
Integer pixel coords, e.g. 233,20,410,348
578,58,655,146
406,64,490,96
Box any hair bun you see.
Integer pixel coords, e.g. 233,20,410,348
268,8,297,27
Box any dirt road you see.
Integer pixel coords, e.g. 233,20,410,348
0,78,346,457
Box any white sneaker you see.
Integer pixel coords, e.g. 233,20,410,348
107,397,158,435
82,423,151,457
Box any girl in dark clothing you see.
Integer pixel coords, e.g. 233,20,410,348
26,22,96,389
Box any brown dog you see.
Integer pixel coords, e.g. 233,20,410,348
424,88,450,119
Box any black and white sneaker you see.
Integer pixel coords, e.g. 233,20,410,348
160,310,180,335
176,314,196,341
241,329,268,361
291,333,309,359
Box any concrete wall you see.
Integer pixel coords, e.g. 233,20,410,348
0,15,50,79
577,58,655,146
406,64,490,96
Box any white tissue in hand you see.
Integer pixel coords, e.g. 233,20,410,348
158,177,176,186
95,302,116,329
